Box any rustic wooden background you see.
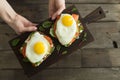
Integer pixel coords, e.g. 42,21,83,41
0,0,120,80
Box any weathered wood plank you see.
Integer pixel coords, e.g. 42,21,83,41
0,24,15,34
0,34,16,50
1,68,120,80
0,4,120,22
0,22,120,50
0,49,120,69
0,50,82,69
7,0,120,4
81,48,120,67
84,22,120,48
0,50,21,69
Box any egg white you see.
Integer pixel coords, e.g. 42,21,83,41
25,32,51,63
55,14,77,45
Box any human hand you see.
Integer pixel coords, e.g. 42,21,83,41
8,14,37,35
0,0,37,35
49,0,65,20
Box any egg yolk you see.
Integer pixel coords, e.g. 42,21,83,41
33,42,45,55
62,15,73,27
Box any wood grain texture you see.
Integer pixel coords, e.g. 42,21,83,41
80,48,120,67
84,22,120,48
0,50,82,69
0,49,120,69
1,68,120,80
0,4,120,22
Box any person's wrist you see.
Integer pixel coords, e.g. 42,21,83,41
5,12,18,25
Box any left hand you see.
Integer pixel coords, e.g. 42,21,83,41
49,0,65,20
8,14,37,35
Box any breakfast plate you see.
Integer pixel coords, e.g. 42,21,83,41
9,5,105,77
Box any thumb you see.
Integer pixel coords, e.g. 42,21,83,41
24,26,37,32
52,8,65,20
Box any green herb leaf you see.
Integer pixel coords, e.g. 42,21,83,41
62,51,68,55
49,28,55,37
79,25,84,33
42,21,52,28
83,38,87,41
23,57,29,62
29,32,35,39
82,32,87,42
64,44,70,47
39,26,45,31
77,20,81,23
35,61,41,67
71,8,77,12
56,45,61,52
11,38,20,46
50,46,55,53
83,33,87,38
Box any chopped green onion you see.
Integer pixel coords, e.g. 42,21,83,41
79,25,84,32
62,51,68,55
82,32,87,41
83,33,87,38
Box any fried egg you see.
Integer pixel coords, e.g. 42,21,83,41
55,14,77,45
25,32,52,64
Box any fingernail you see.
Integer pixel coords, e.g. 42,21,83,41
52,16,55,20
34,27,37,30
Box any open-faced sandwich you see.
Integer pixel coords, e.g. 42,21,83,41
50,13,84,47
20,31,54,67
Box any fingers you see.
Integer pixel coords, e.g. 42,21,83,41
18,14,38,26
51,6,65,20
49,0,65,20
48,0,55,18
23,19,38,32
27,22,38,27
24,26,37,32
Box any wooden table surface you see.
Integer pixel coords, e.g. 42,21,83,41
0,0,120,80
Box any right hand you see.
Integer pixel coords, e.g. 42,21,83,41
49,0,65,20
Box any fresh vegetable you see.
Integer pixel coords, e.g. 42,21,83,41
42,20,52,28
56,45,61,52
39,26,45,31
21,44,26,57
23,57,29,62
71,8,77,12
11,38,20,46
44,35,53,47
62,51,68,55
49,28,55,37
72,14,79,21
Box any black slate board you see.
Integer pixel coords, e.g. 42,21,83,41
9,5,105,77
